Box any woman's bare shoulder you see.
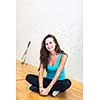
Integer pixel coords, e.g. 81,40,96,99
62,53,68,59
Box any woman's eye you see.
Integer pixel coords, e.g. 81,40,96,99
46,43,48,45
49,42,52,44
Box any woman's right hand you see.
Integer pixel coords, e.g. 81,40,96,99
39,87,44,94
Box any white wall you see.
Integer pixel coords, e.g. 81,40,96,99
16,0,83,82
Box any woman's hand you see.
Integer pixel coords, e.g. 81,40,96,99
40,87,50,96
39,87,44,94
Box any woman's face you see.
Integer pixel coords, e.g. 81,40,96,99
45,37,56,52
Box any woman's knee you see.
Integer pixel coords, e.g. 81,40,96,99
25,74,32,82
25,74,39,84
66,79,72,88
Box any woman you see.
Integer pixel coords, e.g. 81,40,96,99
26,34,71,96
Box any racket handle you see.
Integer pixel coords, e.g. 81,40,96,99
27,41,31,48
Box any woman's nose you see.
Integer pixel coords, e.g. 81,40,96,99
48,44,50,47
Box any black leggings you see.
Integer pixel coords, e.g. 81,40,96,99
26,74,71,95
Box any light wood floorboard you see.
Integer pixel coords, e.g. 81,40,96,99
16,60,83,100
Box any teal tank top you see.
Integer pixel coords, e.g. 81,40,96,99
46,53,66,80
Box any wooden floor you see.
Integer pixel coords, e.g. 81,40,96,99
16,60,83,100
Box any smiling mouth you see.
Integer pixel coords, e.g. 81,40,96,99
48,47,53,50
48,48,52,50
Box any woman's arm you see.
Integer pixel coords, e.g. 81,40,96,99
41,54,68,95
38,64,44,93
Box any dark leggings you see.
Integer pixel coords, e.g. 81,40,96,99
26,74,71,95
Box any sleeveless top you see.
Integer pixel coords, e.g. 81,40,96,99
46,53,66,80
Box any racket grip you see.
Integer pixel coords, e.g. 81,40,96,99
27,41,31,48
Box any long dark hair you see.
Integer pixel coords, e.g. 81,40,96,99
38,34,67,71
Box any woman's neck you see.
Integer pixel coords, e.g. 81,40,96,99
49,51,57,57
